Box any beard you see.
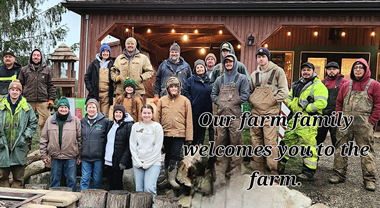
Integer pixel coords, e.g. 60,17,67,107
328,74,338,79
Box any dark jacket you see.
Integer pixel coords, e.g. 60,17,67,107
19,49,56,102
153,57,192,97
84,54,114,105
182,74,212,115
106,118,134,169
0,62,21,95
81,112,109,162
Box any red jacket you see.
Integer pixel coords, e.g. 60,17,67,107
336,58,380,125
322,74,349,89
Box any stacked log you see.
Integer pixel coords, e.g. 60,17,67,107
106,190,131,208
129,192,153,208
154,196,179,208
78,189,108,208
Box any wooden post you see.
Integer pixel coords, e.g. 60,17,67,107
129,192,153,208
154,196,179,208
106,190,131,208
78,189,108,208
49,187,72,192
25,184,48,190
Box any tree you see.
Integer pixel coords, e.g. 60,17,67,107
0,0,68,65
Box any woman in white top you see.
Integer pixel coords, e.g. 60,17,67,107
130,104,163,198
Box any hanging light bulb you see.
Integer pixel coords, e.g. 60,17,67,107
183,34,188,41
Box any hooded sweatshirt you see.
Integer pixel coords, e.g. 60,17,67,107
210,42,250,86
211,54,250,104
336,58,380,125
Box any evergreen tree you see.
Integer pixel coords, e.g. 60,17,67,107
0,0,68,65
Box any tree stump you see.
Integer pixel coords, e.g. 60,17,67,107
129,192,153,208
154,196,179,208
78,189,108,208
106,190,131,208
49,186,72,192
25,183,48,190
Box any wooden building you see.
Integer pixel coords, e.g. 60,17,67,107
63,0,380,97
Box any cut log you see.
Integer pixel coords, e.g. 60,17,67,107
26,150,41,166
49,186,72,192
78,189,108,208
24,160,46,181
25,183,48,190
154,196,179,208
129,192,153,208
106,190,131,208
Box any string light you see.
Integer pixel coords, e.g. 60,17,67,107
219,30,223,35
125,28,129,32
264,44,268,48
200,48,205,54
147,29,151,33
183,35,188,41
341,32,346,37
314,31,318,36
287,31,291,36
371,31,375,37
194,29,198,34
171,29,175,33
237,44,241,49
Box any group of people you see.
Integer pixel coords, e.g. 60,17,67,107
0,35,379,198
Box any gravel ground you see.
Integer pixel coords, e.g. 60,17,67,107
289,136,380,208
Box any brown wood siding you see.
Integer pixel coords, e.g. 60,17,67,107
77,12,380,97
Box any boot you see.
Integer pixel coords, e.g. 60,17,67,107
157,168,169,189
176,161,192,187
364,181,376,191
328,175,345,184
168,161,180,189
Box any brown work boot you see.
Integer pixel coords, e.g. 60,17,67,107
364,181,376,191
297,173,315,181
328,175,345,184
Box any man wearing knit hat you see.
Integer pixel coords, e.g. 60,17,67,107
84,43,114,117
19,49,56,131
153,42,192,105
0,50,21,99
249,47,289,175
205,53,217,79
0,79,37,188
111,37,154,98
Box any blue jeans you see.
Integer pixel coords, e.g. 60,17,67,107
50,158,77,192
133,165,161,197
80,160,103,191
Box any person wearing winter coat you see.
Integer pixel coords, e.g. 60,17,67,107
130,104,163,198
40,96,82,192
84,43,114,117
0,80,37,188
79,99,109,191
115,78,143,122
329,59,380,191
182,59,212,145
157,77,193,189
104,104,134,190
0,50,21,99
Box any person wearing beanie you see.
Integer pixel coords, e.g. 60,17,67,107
316,62,349,146
153,42,192,105
210,53,249,190
329,58,380,191
0,50,22,99
79,98,109,191
157,77,193,189
205,53,217,79
281,62,328,181
111,37,154,97
19,49,56,131
0,79,37,188
249,47,289,176
40,96,82,192
115,78,143,122
209,41,249,87
104,104,134,190
84,43,114,117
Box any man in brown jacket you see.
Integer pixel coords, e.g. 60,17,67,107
157,77,192,189
40,97,81,192
111,37,154,97
19,49,56,131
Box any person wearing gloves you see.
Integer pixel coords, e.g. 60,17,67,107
153,42,192,105
130,104,163,198
84,43,114,117
329,59,380,191
0,80,37,188
282,62,328,181
157,77,193,189
40,96,81,192
115,78,143,122
79,99,109,191
211,53,249,189
104,104,134,190
182,59,212,145
19,49,56,131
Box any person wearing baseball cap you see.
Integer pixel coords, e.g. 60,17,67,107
281,62,328,181
153,42,192,105
111,37,154,98
0,50,21,99
84,43,114,117
0,79,37,188
316,62,348,146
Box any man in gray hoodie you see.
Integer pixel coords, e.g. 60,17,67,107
211,53,249,189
